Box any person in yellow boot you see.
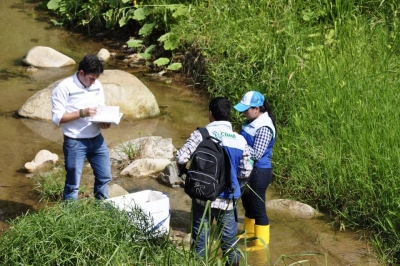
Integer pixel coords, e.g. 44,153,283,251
234,91,277,251
242,216,255,238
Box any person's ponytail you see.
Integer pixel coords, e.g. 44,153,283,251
260,100,276,132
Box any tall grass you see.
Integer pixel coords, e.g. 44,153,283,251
168,0,400,264
0,199,188,265
34,166,87,202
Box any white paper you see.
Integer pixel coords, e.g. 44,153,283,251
88,106,123,125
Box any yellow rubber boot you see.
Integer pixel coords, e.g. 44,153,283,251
247,224,270,251
239,217,255,239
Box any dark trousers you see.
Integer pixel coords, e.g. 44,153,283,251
241,168,272,225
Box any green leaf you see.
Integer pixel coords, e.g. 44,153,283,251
139,23,156,37
47,0,61,10
145,45,156,53
302,11,314,21
158,33,171,43
325,29,335,40
158,33,179,50
126,39,143,48
133,7,150,21
154,58,170,67
119,16,128,27
139,53,152,60
50,19,63,26
172,5,189,18
164,40,179,50
167,63,182,71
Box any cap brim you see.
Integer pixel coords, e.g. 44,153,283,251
234,103,250,112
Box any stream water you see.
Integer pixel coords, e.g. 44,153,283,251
0,1,381,265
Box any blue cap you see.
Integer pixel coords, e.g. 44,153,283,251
234,91,265,112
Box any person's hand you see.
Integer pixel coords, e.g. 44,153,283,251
84,107,97,117
99,122,111,129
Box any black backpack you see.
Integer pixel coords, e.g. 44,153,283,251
183,128,232,201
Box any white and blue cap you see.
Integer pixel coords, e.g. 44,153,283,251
234,91,265,112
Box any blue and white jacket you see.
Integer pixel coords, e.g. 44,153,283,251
240,112,276,168
176,121,253,201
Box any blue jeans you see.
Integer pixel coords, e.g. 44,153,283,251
191,199,239,265
63,134,111,200
241,168,272,225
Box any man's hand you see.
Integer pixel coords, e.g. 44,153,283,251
84,107,97,117
99,122,111,129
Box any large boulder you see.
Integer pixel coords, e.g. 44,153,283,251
18,69,160,120
22,46,76,68
110,136,175,178
110,136,175,164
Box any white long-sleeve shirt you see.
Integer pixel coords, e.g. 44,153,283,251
51,72,105,138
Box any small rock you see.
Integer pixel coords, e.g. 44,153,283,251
24,150,58,173
267,199,323,219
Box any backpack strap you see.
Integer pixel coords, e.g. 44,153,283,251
197,127,210,140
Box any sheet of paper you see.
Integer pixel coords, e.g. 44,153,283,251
88,106,123,125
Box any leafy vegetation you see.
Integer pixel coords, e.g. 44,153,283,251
38,0,400,264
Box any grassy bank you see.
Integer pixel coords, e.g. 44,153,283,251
35,0,400,264
169,0,400,264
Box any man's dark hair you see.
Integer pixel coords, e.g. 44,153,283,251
209,97,231,121
78,55,104,75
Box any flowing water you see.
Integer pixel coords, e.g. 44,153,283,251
0,1,380,265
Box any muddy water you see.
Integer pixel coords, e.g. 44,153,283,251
0,1,380,265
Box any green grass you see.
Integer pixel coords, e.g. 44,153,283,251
0,199,184,265
34,166,86,202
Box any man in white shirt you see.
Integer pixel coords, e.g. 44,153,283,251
52,54,112,200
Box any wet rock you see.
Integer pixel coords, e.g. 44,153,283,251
22,46,76,68
97,48,110,62
267,199,323,219
110,136,175,164
24,149,58,173
108,184,129,198
26,66,38,73
157,161,185,187
120,158,171,177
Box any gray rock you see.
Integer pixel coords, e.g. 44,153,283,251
97,48,111,62
110,136,175,163
22,46,76,68
120,158,171,178
108,184,129,198
24,149,58,173
267,199,323,219
157,161,185,187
